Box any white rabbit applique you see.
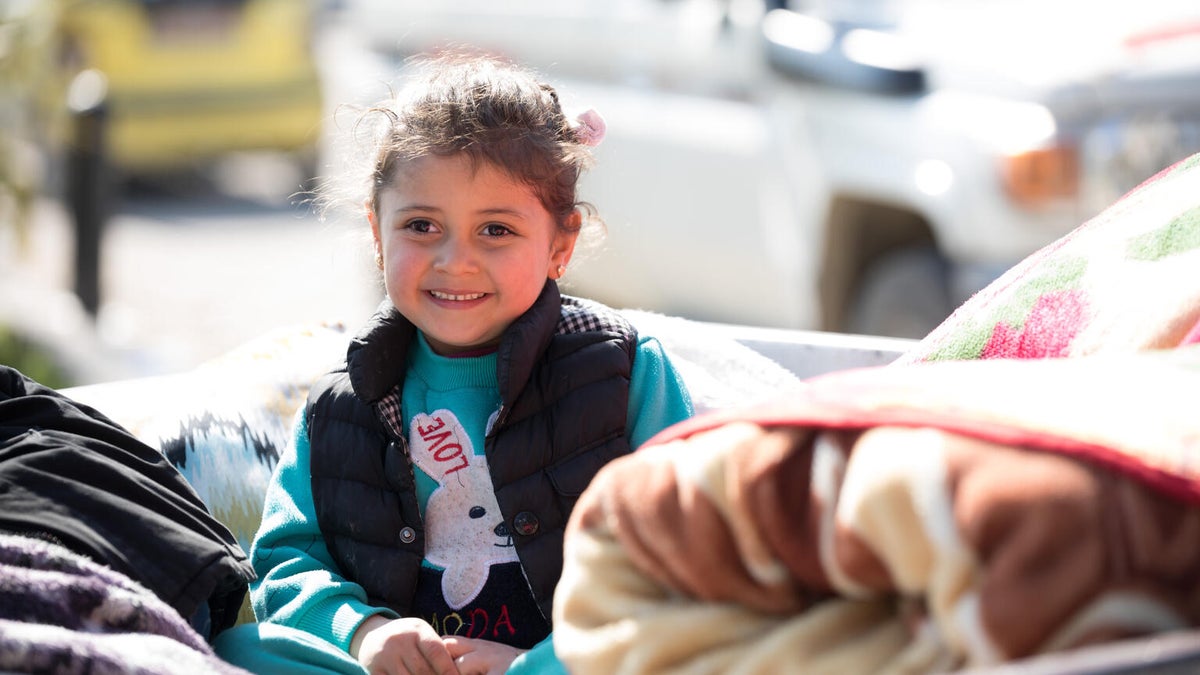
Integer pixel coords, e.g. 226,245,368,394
409,409,519,610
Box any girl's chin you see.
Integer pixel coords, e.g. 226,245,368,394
425,334,500,356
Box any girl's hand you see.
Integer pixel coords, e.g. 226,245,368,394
443,636,525,675
351,615,460,675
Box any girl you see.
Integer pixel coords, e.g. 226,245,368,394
215,53,693,674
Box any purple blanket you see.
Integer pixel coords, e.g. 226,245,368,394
0,534,249,674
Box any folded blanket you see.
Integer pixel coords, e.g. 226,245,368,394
554,153,1200,674
554,346,1200,674
0,533,250,674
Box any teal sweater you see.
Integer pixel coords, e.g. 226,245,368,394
250,332,693,673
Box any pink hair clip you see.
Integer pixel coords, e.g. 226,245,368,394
569,108,606,147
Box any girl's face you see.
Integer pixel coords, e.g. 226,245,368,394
370,153,579,355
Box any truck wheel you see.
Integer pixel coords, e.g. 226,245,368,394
846,245,952,339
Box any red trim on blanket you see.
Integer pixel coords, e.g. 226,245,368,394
645,384,1200,508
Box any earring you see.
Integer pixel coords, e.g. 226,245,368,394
374,250,384,269
556,264,566,279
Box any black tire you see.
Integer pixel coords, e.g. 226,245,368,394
846,245,952,339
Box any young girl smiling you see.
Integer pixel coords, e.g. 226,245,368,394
215,53,693,675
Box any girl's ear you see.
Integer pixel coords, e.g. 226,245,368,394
367,203,384,269
549,211,582,278
366,200,380,240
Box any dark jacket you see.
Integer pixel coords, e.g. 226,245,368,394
0,365,255,639
307,282,637,620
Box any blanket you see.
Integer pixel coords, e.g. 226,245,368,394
553,153,1200,674
0,533,250,675
555,347,1200,674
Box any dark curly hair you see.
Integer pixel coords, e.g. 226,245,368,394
364,52,597,233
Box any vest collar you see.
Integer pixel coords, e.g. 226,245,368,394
497,280,561,405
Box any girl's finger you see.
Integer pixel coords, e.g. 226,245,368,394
417,636,460,675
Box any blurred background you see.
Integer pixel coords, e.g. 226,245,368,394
2,0,1200,387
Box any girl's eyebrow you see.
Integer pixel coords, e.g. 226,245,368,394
394,204,440,214
476,207,527,218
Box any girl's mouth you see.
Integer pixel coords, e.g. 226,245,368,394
428,290,486,301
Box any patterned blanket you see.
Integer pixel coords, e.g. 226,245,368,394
0,534,249,674
553,154,1200,674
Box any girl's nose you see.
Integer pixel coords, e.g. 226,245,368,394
433,236,478,274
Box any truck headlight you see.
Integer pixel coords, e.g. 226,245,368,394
1001,144,1080,208
987,100,1078,208
924,92,1079,208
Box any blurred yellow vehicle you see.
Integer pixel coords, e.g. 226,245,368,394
52,0,323,178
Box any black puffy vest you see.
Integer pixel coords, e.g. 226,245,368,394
306,282,636,620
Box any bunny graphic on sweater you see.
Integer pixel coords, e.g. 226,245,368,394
410,410,519,610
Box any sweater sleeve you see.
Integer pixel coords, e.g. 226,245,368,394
508,634,568,675
626,335,695,450
250,408,398,651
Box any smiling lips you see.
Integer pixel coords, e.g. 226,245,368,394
429,290,487,302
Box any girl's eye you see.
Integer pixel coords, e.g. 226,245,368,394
482,223,513,237
404,218,436,234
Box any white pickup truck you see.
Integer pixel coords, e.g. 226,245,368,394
341,0,1200,338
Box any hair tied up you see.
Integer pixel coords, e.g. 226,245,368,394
569,108,607,147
